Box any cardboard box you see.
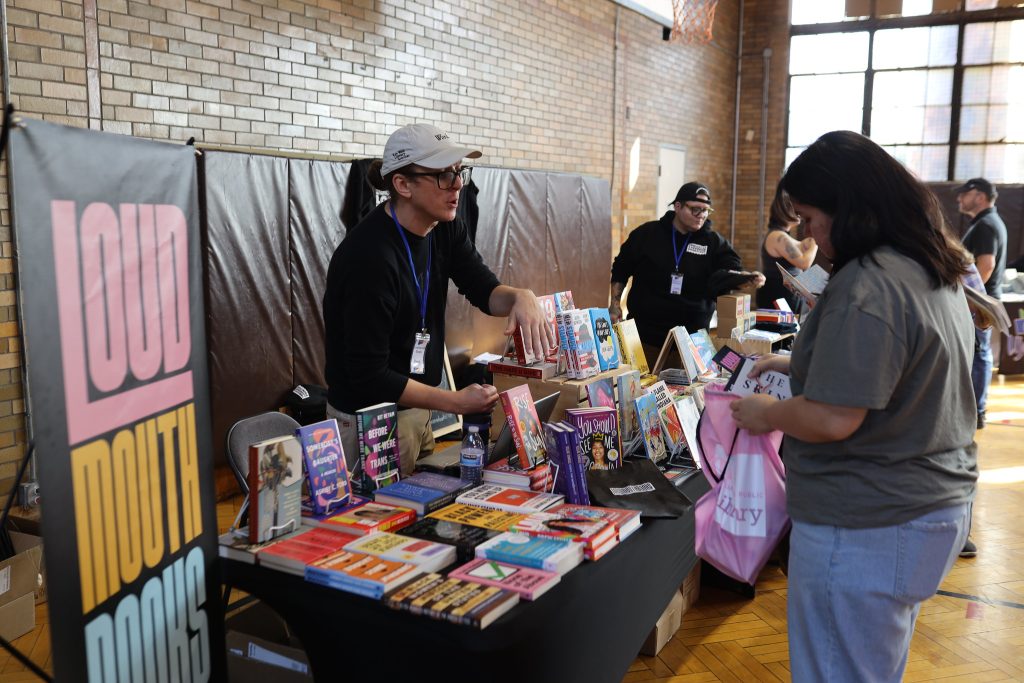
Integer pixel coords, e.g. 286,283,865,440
0,531,44,608
640,589,684,656
0,592,35,641
226,602,312,683
716,294,749,320
680,561,702,614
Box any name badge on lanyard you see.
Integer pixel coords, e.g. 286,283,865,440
671,229,690,296
390,203,433,375
670,272,684,295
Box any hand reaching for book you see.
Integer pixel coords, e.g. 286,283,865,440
453,383,500,415
747,354,791,379
730,393,778,435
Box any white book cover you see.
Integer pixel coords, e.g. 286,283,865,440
456,483,564,514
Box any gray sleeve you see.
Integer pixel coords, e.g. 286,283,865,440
801,306,908,410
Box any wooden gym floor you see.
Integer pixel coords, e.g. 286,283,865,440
1,377,1022,682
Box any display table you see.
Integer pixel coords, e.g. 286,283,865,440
221,472,711,683
998,294,1024,376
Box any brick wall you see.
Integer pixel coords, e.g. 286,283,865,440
0,0,772,479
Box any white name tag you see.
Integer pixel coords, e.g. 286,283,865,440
686,243,708,255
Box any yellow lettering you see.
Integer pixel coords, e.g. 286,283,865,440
158,411,181,553
72,440,120,613
136,419,165,568
179,404,203,544
111,429,143,584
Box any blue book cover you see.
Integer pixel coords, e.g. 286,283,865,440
405,471,472,496
589,308,621,371
296,418,351,516
476,533,575,571
373,480,447,506
558,424,590,506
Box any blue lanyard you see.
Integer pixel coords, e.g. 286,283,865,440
389,203,432,332
671,228,691,272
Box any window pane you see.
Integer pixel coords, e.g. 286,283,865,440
962,21,1024,64
882,145,949,180
873,69,953,107
792,0,847,24
955,143,1024,181
872,106,950,143
993,20,1024,63
963,23,994,64
790,33,870,74
963,65,1024,105
873,26,958,69
788,74,865,146
877,0,963,15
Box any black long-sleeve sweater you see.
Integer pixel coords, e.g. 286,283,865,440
323,203,500,413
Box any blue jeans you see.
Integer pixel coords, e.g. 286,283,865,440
972,327,993,414
788,503,970,682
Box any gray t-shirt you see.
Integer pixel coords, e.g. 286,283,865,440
785,246,978,528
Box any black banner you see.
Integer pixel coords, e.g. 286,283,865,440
10,120,224,681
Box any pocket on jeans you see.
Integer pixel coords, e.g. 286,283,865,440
895,516,961,604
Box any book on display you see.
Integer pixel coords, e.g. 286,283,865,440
448,558,560,601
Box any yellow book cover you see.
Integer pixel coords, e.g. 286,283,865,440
614,319,648,375
448,585,503,617
427,503,525,531
346,532,407,554
411,578,462,609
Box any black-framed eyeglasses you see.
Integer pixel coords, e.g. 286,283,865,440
400,167,472,190
682,203,713,217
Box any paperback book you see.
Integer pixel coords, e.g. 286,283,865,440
296,418,351,516
614,318,649,374
383,573,520,629
634,393,667,461
356,402,401,493
585,377,616,410
564,407,621,471
397,517,502,563
616,370,644,455
305,550,421,599
255,526,359,576
499,384,547,469
344,532,457,573
319,500,417,536
248,435,304,544
589,307,621,371
475,532,584,575
548,504,642,541
427,503,526,531
455,483,564,515
372,479,462,516
448,558,560,601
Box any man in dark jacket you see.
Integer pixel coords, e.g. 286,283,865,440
609,182,764,352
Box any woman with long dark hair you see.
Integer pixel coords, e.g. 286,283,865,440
732,130,977,682
756,184,818,311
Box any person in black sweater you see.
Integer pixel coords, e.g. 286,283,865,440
609,182,765,353
323,123,553,477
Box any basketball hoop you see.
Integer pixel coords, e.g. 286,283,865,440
670,0,719,44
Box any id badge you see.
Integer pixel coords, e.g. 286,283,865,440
670,272,684,295
410,331,430,374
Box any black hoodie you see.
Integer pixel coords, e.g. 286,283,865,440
611,211,745,346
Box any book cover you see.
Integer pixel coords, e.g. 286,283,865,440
475,532,584,575
302,494,370,527
499,384,547,469
320,501,417,536
344,532,457,573
558,310,580,379
571,309,601,378
658,401,685,454
509,511,615,552
404,471,473,496
248,435,303,544
553,290,575,313
674,396,703,470
548,504,642,541
487,359,559,380
372,480,453,516
256,527,359,575
305,550,421,599
555,422,590,505
356,402,401,493
427,503,526,531
383,574,520,629
669,326,701,381
614,318,649,374
711,345,744,374
589,308,621,371
511,325,539,365
537,293,560,361
543,423,577,505
398,517,501,563
483,458,552,491
689,329,718,371
585,377,616,410
616,370,644,452
296,418,351,517
725,356,793,400
564,407,621,471
449,558,560,601
634,393,667,461
455,483,564,514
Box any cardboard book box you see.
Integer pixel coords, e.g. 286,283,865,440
0,529,46,642
639,561,701,657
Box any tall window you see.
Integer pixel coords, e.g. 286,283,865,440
788,1,1024,182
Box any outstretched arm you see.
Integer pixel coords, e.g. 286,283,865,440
767,231,818,271
489,286,555,359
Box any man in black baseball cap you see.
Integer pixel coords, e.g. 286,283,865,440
956,176,1006,433
610,180,765,353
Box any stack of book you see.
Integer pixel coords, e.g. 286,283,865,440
343,531,457,573
548,504,642,542
455,483,564,515
383,573,520,629
305,550,421,599
482,458,552,492
543,422,590,506
508,510,617,561
371,471,473,516
315,500,417,536
475,532,584,575
398,516,503,563
426,503,525,531
448,558,560,601
255,526,360,576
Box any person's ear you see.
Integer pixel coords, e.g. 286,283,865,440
392,173,415,199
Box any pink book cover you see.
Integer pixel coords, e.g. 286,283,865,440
448,557,560,601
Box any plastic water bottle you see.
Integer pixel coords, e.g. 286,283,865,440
460,425,486,486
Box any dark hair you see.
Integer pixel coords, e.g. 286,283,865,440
768,181,798,231
781,130,967,288
367,159,399,200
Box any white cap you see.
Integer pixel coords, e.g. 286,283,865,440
380,123,482,175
